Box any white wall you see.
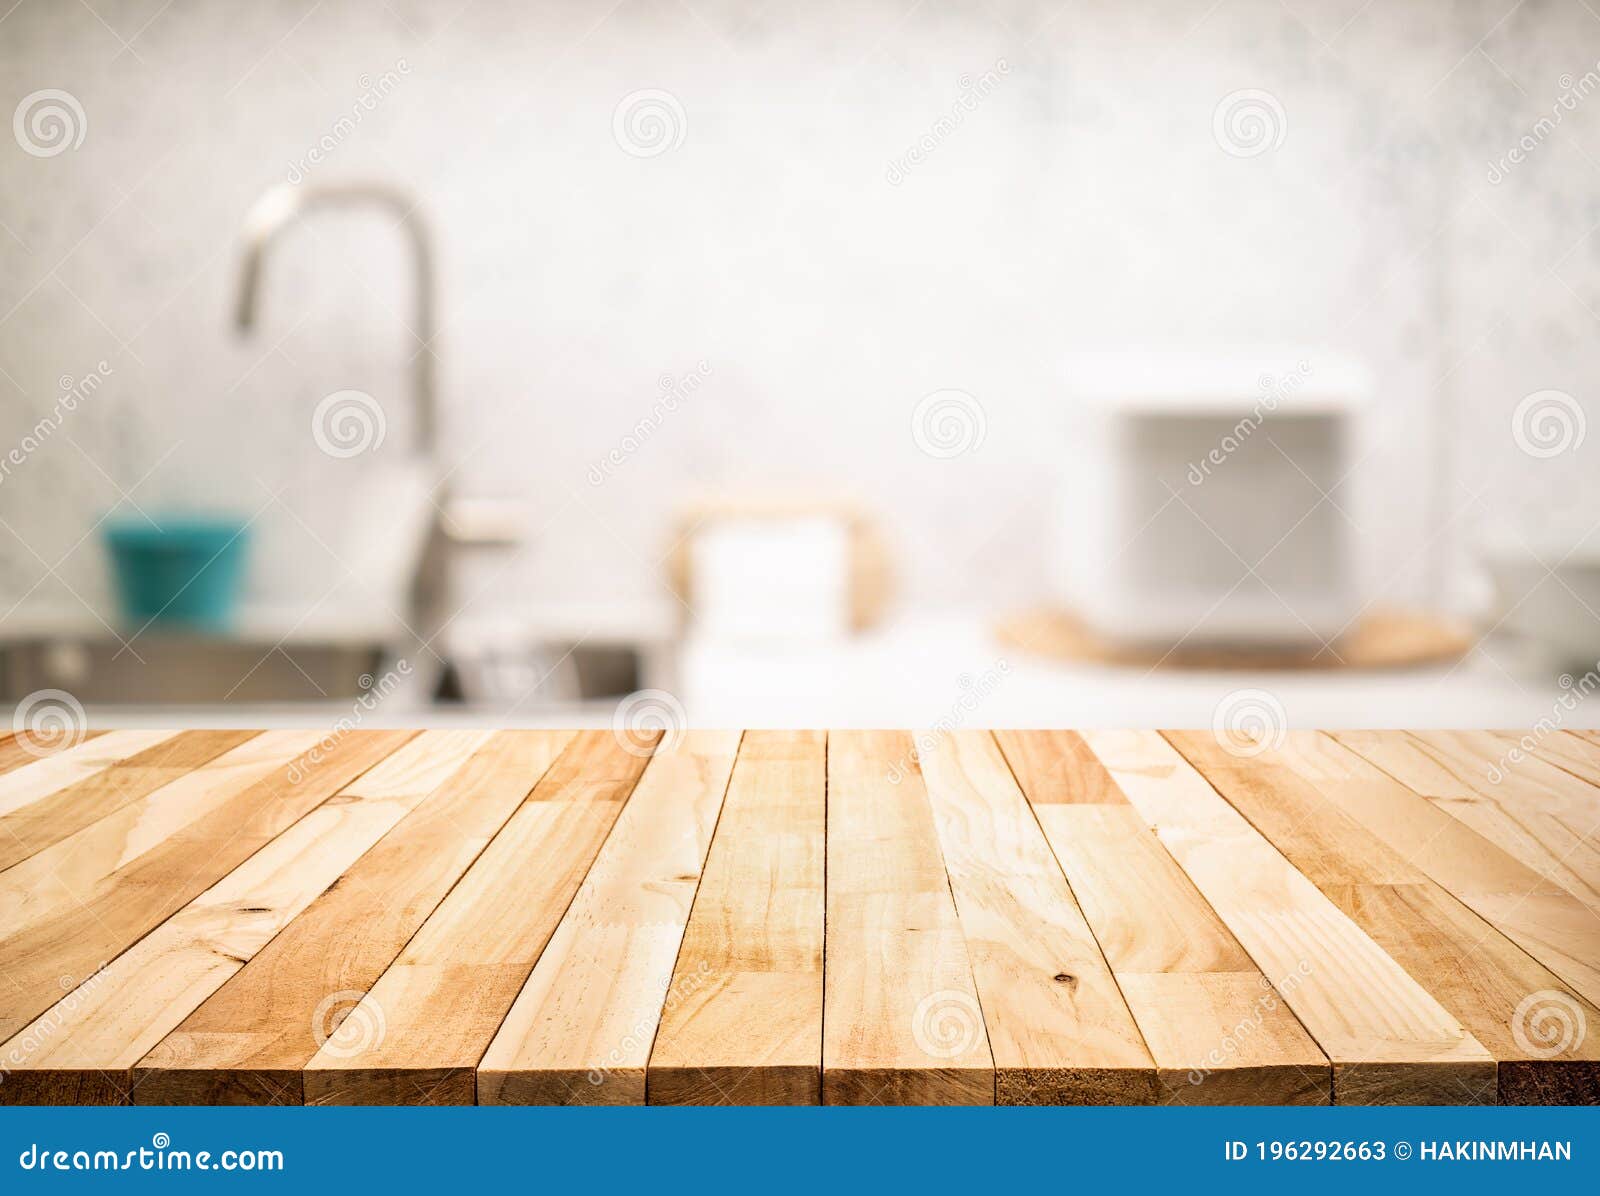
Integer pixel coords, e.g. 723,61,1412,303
0,0,1593,632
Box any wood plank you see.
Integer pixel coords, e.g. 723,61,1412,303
1169,730,1600,1105
1306,732,1600,1010
0,731,491,1105
997,607,1468,670
1080,729,1496,1105
0,729,177,819
478,731,741,1105
1340,730,1600,917
0,730,257,873
0,729,413,1041
997,730,1330,1105
990,727,1124,804
300,729,653,1106
4,724,1576,1108
1420,730,1600,912
134,731,571,1106
0,731,323,934
0,729,108,778
822,730,992,1105
647,730,826,1106
1494,730,1600,787
917,731,1158,1105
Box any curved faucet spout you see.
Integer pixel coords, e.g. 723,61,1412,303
234,181,437,455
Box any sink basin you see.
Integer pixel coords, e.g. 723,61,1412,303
245,460,437,621
0,608,407,705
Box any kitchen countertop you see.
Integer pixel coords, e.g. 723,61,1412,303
1,726,1595,1106
52,614,1598,730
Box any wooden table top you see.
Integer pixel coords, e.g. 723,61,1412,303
0,727,1595,1107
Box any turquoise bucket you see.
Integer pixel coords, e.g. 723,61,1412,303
104,518,251,631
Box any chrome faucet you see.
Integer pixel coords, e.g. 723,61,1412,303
233,181,438,454
230,182,525,687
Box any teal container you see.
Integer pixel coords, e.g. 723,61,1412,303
103,518,251,631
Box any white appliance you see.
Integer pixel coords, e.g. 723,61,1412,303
1058,350,1370,647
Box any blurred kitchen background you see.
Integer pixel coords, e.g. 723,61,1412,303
2,0,1599,732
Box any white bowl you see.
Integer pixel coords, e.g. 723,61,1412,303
1484,550,1600,673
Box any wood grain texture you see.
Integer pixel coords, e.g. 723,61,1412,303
1326,731,1600,1006
823,730,992,1105
0,729,413,1042
1083,729,1496,1105
1496,730,1600,788
0,729,176,820
0,731,323,938
919,731,1158,1105
1339,730,1600,917
0,727,1589,1107
0,729,108,778
478,731,741,1105
648,730,826,1106
991,728,1124,804
1421,731,1600,912
1170,730,1600,1105
0,731,489,1106
300,730,652,1106
0,730,256,873
132,732,571,1106
998,730,1330,1105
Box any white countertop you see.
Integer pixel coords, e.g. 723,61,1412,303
71,612,1595,731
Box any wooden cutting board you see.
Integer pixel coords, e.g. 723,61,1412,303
0,726,1594,1106
996,607,1473,670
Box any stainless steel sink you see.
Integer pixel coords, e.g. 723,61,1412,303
0,634,391,705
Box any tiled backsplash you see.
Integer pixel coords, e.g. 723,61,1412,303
1,0,1595,632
